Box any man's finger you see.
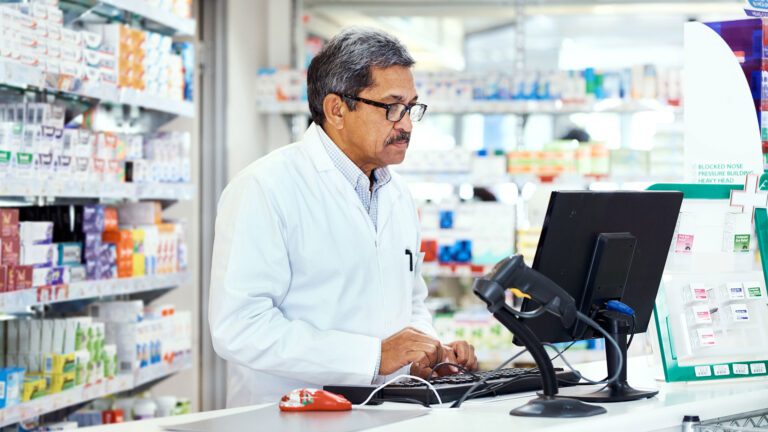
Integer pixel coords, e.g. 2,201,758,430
410,361,433,380
467,345,478,371
404,328,441,345
407,342,441,366
435,348,459,376
451,342,470,366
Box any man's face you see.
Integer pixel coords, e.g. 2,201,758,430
342,66,417,170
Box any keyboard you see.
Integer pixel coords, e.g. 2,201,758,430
324,367,580,405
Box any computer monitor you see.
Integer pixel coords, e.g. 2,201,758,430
519,190,683,402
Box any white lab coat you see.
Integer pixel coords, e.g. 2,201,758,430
208,124,437,407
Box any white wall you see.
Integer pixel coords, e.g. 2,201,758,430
226,0,294,181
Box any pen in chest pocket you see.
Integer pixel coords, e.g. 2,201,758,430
405,248,413,271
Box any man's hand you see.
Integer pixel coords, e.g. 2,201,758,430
435,341,478,376
380,327,443,379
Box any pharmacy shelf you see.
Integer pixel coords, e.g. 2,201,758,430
134,351,193,388
0,178,194,202
0,272,189,314
422,263,493,278
398,172,681,187
100,0,196,36
0,374,134,428
0,352,193,428
0,61,195,118
255,99,681,116
256,100,309,114
426,99,681,115
60,0,195,36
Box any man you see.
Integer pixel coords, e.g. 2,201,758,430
209,27,478,407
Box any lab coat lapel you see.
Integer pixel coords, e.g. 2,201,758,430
376,178,402,237
300,124,377,235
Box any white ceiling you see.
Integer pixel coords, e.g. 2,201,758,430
302,1,745,70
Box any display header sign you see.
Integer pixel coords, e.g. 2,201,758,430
745,0,768,17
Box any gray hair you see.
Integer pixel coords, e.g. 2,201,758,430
307,27,415,126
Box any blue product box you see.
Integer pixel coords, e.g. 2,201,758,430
82,205,105,234
56,242,82,265
50,266,69,285
85,260,100,280
0,367,25,408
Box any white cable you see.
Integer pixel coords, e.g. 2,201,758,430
359,374,443,406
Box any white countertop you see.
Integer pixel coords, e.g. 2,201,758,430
81,356,768,432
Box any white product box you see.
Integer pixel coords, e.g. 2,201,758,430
52,319,65,355
80,30,102,51
6,320,18,356
118,202,162,225
19,48,40,67
64,319,79,354
18,320,31,354
20,222,53,245
46,39,60,59
47,7,62,25
29,319,43,372
21,244,54,267
83,48,100,68
59,61,81,78
46,22,61,41
60,28,80,46
32,266,52,287
44,58,60,75
91,301,144,323
59,43,81,63
41,320,54,355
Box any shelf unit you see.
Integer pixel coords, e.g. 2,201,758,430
98,0,196,36
0,179,194,203
0,352,193,428
397,172,680,187
0,272,188,314
60,0,196,37
0,0,198,425
255,99,681,116
0,61,195,118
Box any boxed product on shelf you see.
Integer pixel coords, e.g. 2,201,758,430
0,366,24,408
98,303,191,375
419,202,516,269
255,67,307,103
507,142,610,178
412,66,682,106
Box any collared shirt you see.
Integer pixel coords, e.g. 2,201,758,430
317,125,406,383
317,126,392,230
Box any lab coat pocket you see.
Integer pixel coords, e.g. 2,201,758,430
414,252,426,278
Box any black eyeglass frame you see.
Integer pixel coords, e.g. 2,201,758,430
338,93,428,122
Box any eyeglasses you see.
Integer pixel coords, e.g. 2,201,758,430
339,94,428,122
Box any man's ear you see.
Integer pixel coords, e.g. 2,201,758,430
322,94,346,130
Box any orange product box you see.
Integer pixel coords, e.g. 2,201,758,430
104,207,119,232
117,260,133,278
103,229,133,259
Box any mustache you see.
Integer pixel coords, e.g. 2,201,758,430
385,131,411,146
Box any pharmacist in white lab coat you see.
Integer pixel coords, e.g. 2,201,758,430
209,27,478,407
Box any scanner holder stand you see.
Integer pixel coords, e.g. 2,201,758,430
473,275,606,418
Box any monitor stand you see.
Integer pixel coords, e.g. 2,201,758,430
553,310,658,402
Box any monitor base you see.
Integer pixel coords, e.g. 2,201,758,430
510,396,607,418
